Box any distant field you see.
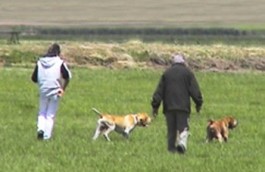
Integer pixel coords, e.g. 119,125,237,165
1,0,265,28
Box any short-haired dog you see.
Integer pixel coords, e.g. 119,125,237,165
92,108,151,141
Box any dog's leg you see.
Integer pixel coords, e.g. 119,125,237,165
103,131,111,141
216,133,223,143
102,124,115,141
205,137,210,143
206,135,214,143
92,119,107,140
205,129,210,143
123,126,135,139
122,132,129,139
122,130,130,139
205,128,215,143
92,124,101,140
103,128,112,141
205,135,213,143
222,128,229,142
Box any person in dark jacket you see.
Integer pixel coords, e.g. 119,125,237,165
151,53,203,154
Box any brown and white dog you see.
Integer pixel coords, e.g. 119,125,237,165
206,116,238,143
92,108,151,141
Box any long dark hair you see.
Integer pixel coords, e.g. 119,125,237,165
45,43,61,57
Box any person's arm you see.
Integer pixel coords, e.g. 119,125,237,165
151,75,164,117
60,62,71,90
189,72,203,112
31,65,38,83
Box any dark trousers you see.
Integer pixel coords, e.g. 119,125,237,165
164,110,189,150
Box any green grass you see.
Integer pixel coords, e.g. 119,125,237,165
0,68,264,172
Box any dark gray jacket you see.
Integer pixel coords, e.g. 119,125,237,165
151,63,203,113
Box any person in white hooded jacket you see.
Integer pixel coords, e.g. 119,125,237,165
31,43,71,140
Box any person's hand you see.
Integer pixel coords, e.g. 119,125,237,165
152,108,158,118
57,88,64,97
196,105,201,113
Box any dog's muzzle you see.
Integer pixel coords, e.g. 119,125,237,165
138,121,148,127
229,119,238,129
138,118,151,127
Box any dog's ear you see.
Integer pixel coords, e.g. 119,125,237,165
207,119,214,126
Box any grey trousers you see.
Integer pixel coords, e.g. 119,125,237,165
164,110,189,151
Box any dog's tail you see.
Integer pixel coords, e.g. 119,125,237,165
92,108,103,117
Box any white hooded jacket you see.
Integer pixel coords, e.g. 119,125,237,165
37,56,64,97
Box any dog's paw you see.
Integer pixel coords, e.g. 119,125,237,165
103,134,111,141
122,132,129,139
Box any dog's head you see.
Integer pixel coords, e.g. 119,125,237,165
136,113,151,127
224,116,238,129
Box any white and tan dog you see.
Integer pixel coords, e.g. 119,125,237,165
92,108,151,141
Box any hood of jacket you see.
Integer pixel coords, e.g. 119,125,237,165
39,56,60,68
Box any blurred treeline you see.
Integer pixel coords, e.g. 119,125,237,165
1,26,265,45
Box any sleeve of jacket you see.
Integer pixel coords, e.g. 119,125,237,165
188,72,203,107
31,65,38,83
60,62,72,90
151,75,164,109
61,62,71,80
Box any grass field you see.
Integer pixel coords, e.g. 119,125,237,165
1,1,264,171
0,68,264,172
1,0,265,28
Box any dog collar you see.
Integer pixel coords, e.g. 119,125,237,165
133,114,138,125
